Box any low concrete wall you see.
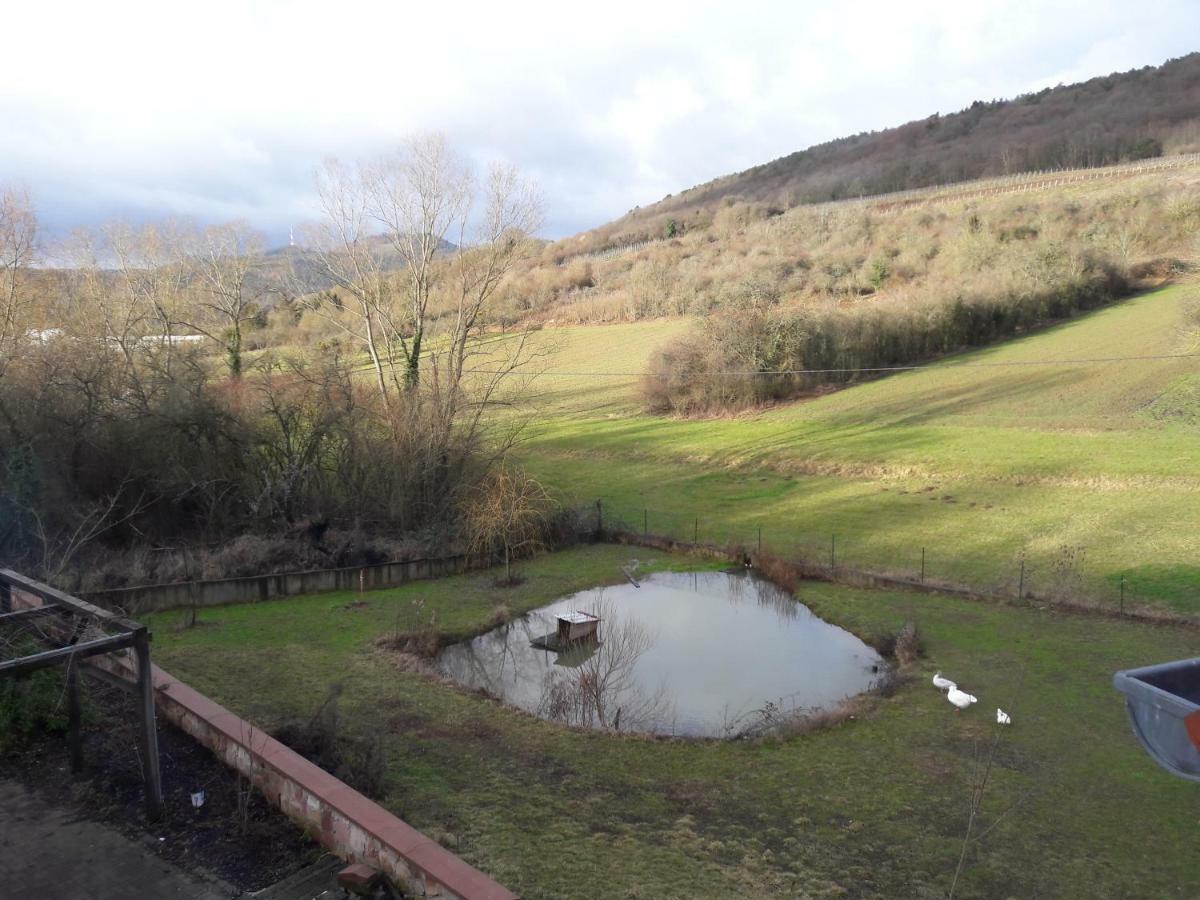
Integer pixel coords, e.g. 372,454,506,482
141,660,518,899
83,555,472,616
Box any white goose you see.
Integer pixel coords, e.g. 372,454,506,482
947,686,978,712
996,708,1012,726
932,672,956,692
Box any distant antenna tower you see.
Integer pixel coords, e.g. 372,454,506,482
289,226,295,248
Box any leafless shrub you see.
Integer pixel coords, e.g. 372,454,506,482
892,622,923,667
234,720,271,836
378,597,441,657
1049,544,1088,602
275,685,388,799
751,554,803,594
464,464,555,585
310,683,345,761
737,694,872,741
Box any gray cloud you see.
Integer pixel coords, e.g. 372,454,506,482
2,1,1198,247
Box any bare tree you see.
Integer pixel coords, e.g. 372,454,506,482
105,220,190,348
304,135,543,415
305,158,399,407
366,133,471,390
428,161,544,441
0,186,37,384
465,464,553,584
26,481,150,584
180,221,267,378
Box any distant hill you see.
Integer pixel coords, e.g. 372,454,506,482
584,53,1200,245
258,234,458,296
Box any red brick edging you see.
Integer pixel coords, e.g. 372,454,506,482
150,664,518,900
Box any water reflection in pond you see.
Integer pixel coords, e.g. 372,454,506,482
435,570,884,737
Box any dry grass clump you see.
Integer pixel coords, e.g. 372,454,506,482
761,694,872,741
882,621,924,668
77,528,429,591
750,553,803,594
375,629,442,659
487,603,514,629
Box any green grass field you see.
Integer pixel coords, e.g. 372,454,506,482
148,544,1200,898
509,284,1200,611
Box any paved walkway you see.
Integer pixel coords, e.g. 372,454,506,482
0,778,232,899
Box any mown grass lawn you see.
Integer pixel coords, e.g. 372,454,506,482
149,545,1200,899
508,285,1200,611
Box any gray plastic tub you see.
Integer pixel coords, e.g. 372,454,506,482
1113,657,1200,782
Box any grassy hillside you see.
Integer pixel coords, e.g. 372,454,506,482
148,544,1200,898
566,52,1200,249
508,283,1200,611
499,163,1200,330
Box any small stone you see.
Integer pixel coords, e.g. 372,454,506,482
338,863,383,896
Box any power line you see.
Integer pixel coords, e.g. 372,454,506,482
461,351,1200,378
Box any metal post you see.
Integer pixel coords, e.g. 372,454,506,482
1018,560,1025,601
133,629,164,821
757,525,762,555
66,662,83,774
920,547,926,584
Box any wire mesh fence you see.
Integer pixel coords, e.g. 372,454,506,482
591,498,1183,622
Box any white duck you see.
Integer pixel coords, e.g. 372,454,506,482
947,686,978,712
932,672,956,692
996,708,1012,725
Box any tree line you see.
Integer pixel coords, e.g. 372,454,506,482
642,262,1131,416
0,135,545,587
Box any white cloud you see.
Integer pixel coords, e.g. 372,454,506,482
1,0,1197,243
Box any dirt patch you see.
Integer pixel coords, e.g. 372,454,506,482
0,676,320,893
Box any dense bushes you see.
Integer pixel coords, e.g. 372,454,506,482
643,263,1130,415
0,341,485,588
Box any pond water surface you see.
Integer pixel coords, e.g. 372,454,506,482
435,570,883,737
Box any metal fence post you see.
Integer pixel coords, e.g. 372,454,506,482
1018,560,1025,601
133,628,164,821
66,663,83,774
920,547,926,583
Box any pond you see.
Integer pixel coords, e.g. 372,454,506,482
435,569,884,737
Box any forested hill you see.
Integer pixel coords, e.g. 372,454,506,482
595,52,1200,241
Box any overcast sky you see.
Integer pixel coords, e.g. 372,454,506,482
3,1,1198,245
